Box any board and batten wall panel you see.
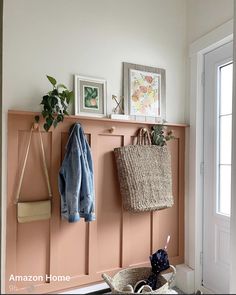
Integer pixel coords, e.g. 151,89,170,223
6,111,186,294
96,134,123,272
16,131,52,289
57,133,89,278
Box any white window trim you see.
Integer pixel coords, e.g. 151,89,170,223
188,19,233,293
230,7,236,293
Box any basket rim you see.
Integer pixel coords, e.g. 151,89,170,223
105,265,176,287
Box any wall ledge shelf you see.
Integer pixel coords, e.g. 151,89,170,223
8,110,189,128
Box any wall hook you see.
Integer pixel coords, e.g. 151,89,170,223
32,122,39,130
109,126,116,133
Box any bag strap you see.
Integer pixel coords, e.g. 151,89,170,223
15,124,52,204
136,128,152,145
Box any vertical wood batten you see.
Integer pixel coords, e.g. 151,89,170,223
88,131,97,276
45,131,52,283
122,134,131,269
49,127,60,279
150,211,154,255
178,128,185,261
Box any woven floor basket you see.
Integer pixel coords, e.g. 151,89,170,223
114,144,174,212
102,265,176,294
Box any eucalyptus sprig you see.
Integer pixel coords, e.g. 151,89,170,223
151,124,175,146
35,75,74,132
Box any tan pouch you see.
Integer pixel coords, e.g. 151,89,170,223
17,200,51,223
15,124,52,223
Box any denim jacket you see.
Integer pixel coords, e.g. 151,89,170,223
58,123,95,222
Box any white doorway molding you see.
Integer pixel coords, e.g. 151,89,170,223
188,19,233,293
230,5,236,293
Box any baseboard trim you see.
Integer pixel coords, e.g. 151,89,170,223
60,282,109,294
175,264,195,294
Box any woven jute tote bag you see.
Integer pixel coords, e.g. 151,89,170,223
114,128,173,212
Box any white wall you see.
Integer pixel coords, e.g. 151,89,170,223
187,0,234,44
1,0,187,292
185,0,234,124
3,0,187,122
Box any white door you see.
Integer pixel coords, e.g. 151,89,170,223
203,41,233,294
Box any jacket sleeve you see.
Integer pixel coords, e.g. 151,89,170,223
85,140,95,221
59,145,82,223
79,136,96,222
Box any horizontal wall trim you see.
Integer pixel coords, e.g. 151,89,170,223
8,110,189,128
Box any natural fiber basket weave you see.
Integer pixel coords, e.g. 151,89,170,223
114,128,173,212
102,265,176,294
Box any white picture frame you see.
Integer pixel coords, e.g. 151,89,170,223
74,75,107,117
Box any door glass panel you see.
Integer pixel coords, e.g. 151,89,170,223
220,63,233,115
219,115,232,165
218,63,233,216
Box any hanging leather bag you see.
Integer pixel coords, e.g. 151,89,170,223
114,128,173,212
15,124,52,223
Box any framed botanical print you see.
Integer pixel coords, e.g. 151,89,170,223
123,62,166,120
74,75,107,117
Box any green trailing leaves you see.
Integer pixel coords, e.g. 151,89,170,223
67,91,74,103
46,75,57,87
37,75,74,131
53,119,58,128
44,123,50,132
46,116,53,126
57,84,67,90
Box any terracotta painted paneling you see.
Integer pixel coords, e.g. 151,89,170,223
15,131,52,289
128,212,152,266
57,222,89,277
153,138,180,258
96,134,123,272
6,111,186,294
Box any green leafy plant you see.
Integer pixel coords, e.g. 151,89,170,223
151,124,175,146
35,75,74,132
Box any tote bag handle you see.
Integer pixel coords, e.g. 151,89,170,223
15,124,52,204
136,128,152,145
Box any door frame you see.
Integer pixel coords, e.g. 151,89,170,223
0,1,3,293
188,19,233,293
203,43,232,293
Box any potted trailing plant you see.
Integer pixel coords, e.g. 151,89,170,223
35,75,74,131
